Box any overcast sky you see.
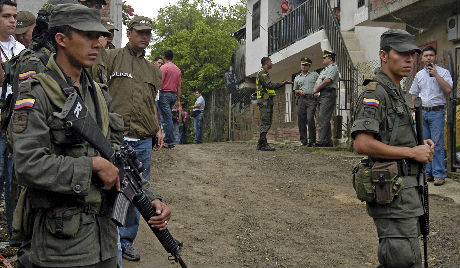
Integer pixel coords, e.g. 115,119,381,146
122,0,241,47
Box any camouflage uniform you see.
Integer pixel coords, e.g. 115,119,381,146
12,5,162,268
256,67,284,150
352,68,423,268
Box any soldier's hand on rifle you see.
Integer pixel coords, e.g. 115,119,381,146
410,140,434,164
92,156,120,191
148,199,171,231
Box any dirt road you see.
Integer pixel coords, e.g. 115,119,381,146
124,142,460,268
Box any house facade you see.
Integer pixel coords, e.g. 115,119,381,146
230,0,459,168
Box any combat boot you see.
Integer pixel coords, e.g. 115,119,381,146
260,140,276,151
257,138,264,150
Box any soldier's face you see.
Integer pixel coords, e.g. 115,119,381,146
127,29,151,51
380,49,416,78
15,24,34,48
58,29,102,68
0,5,17,39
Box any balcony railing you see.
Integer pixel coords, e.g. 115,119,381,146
268,0,358,136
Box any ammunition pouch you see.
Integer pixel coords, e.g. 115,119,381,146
352,158,405,204
45,207,82,238
257,91,269,106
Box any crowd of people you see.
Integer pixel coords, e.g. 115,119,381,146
0,0,205,267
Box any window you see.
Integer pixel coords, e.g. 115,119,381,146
252,1,260,41
358,0,365,8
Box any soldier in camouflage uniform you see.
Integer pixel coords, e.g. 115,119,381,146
313,50,339,147
256,57,292,151
352,29,434,268
11,4,171,268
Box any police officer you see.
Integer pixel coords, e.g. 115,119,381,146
256,56,292,151
101,17,117,49
352,29,434,268
14,11,36,48
293,57,319,146
313,50,339,147
11,4,171,268
105,15,163,261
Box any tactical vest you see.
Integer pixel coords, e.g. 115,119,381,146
25,72,110,210
256,68,276,99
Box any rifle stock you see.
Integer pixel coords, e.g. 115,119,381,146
414,97,429,268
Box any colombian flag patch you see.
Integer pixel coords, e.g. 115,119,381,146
362,98,380,107
14,99,35,110
18,71,37,80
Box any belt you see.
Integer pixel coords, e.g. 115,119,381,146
396,159,419,177
422,105,444,111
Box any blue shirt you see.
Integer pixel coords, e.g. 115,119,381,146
409,65,453,107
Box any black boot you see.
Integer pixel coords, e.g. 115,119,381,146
257,138,264,150
260,138,275,151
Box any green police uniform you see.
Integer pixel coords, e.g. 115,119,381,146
294,70,319,145
315,61,339,146
351,68,423,268
256,67,284,149
105,45,161,139
11,4,162,268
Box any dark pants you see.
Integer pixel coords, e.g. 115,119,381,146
258,97,274,134
317,88,336,144
297,95,318,144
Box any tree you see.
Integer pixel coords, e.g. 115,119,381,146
122,1,136,26
150,0,246,106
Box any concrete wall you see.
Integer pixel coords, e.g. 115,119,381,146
416,17,459,72
16,0,46,15
246,0,269,77
354,26,389,62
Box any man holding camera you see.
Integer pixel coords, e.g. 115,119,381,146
409,46,453,186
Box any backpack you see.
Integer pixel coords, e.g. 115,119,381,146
0,49,49,131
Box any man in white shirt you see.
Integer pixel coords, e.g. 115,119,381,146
0,0,24,240
410,46,453,186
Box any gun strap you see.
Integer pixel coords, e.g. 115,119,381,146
46,70,114,159
377,81,418,145
46,68,103,129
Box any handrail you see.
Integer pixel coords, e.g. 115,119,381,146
268,0,358,137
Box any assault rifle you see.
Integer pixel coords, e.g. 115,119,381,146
53,87,187,268
414,97,429,268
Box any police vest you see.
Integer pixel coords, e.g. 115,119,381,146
256,68,276,99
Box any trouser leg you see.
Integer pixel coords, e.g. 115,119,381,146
317,90,336,144
297,97,308,144
305,96,318,144
373,217,422,268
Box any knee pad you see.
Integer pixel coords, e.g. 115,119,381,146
378,237,422,268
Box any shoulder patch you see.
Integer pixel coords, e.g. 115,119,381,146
362,98,380,107
12,111,28,133
366,82,378,91
262,73,268,77
14,98,35,110
19,71,37,81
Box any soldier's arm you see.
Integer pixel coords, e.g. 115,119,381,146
260,74,284,90
352,89,433,163
17,57,46,84
12,83,94,196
